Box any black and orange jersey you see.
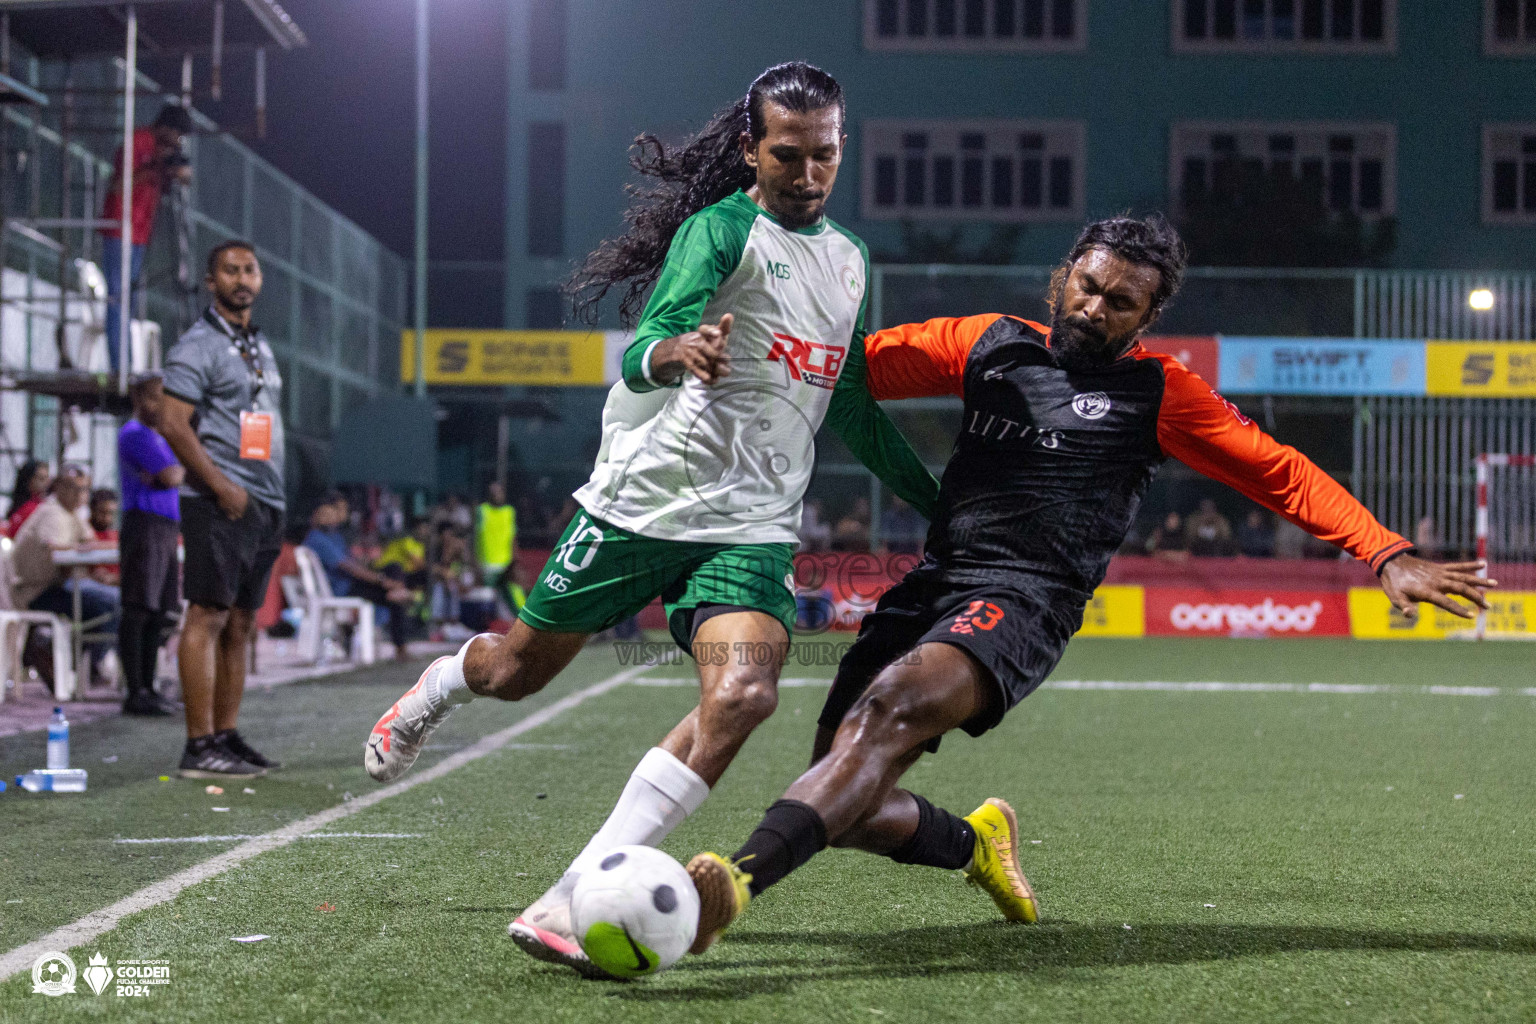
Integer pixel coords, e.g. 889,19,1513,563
863,314,1411,600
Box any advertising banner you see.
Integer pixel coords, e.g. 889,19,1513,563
1218,338,1425,395
1425,342,1536,397
1141,336,1219,383
1348,588,1536,639
1075,585,1146,637
401,329,609,386
1145,588,1351,637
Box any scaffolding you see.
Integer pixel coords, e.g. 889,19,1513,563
0,2,407,510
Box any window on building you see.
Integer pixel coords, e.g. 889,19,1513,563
1173,0,1393,51
1172,122,1394,217
528,0,567,89
526,288,565,328
527,123,565,257
1486,0,1536,52
866,0,1087,50
1484,125,1536,224
864,120,1084,221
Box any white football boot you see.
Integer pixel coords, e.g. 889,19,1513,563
508,876,615,980
364,656,457,783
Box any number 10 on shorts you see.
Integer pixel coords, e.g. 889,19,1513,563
544,514,605,593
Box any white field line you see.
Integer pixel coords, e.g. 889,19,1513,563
1045,680,1515,695
631,676,830,688
112,833,427,845
630,677,1528,697
0,662,653,982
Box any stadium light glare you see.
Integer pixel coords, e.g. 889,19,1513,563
1468,288,1496,311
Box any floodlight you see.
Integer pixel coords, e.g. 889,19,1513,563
1468,288,1495,311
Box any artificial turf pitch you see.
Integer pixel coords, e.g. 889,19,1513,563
2,636,1534,1022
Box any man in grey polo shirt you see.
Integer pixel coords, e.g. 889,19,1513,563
160,240,285,779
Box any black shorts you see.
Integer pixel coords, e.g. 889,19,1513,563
818,575,1076,741
181,495,284,612
119,510,181,612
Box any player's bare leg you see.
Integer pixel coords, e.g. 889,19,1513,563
690,642,1036,950
511,610,788,970
364,619,589,783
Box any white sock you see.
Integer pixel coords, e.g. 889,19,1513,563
430,633,497,707
560,747,710,888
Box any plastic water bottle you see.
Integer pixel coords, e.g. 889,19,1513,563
16,769,88,793
47,707,69,770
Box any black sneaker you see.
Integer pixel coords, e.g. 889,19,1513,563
122,689,179,717
215,729,282,771
178,741,266,779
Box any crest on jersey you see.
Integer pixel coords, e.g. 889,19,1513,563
1072,392,1111,421
768,332,846,389
839,264,862,302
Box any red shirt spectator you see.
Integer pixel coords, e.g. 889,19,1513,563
4,459,50,538
99,107,192,246
101,127,166,246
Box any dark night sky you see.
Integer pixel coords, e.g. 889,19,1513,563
142,0,509,262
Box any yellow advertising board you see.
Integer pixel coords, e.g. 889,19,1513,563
1348,587,1536,639
1076,585,1145,637
1426,341,1536,397
401,329,607,386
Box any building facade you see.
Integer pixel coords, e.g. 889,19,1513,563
503,0,1536,329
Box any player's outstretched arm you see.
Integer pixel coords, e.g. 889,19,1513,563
1379,555,1497,620
826,332,940,518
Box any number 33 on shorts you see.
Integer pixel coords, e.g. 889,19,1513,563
950,600,1004,635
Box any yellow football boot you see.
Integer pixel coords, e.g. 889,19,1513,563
962,798,1040,923
685,852,753,954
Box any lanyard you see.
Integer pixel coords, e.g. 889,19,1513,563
203,307,266,406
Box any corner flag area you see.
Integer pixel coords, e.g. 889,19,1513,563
4,636,1534,1022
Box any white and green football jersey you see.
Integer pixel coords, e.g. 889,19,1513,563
574,190,934,546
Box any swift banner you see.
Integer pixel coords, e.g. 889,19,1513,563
1218,338,1425,395
401,330,616,386
1426,342,1536,397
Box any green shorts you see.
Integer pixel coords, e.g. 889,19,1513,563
519,509,796,651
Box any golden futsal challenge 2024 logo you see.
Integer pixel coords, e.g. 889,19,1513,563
32,950,171,997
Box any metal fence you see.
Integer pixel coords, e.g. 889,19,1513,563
870,265,1536,341
1354,396,1536,559
812,264,1536,547
0,42,407,511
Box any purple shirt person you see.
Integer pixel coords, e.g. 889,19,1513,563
116,372,185,717
119,418,181,522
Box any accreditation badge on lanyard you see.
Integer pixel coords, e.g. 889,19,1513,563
240,410,273,461
207,308,273,461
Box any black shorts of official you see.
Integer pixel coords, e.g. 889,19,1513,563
180,495,284,612
119,509,181,612
818,575,1077,743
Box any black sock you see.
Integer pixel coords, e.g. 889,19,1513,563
185,735,215,756
732,799,828,898
886,793,976,870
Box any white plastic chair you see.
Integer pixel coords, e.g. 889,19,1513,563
0,543,76,701
292,546,375,666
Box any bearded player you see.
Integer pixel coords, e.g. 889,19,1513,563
363,62,939,974
686,215,1496,950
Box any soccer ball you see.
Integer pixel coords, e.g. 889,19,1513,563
570,845,699,979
